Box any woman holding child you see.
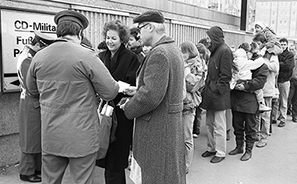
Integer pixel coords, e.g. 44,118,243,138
230,42,269,161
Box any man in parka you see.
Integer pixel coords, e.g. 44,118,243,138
26,10,119,184
17,31,55,183
123,10,186,184
200,26,232,163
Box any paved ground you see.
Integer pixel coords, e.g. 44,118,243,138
1,112,297,184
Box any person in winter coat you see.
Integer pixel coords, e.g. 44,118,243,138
26,10,119,184
17,31,55,183
200,26,232,164
128,27,145,64
180,41,205,173
252,36,280,147
192,43,208,138
230,45,269,161
122,10,186,184
231,48,270,111
95,20,140,184
277,38,295,127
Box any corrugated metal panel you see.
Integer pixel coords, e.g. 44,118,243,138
75,9,131,50
74,9,246,50
170,23,208,45
170,23,247,48
224,32,246,48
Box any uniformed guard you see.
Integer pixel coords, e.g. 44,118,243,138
25,9,119,184
17,31,55,182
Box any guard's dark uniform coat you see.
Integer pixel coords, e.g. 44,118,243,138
17,46,41,153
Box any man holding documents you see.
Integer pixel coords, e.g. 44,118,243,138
123,10,186,184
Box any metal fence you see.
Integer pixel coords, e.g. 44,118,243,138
74,8,248,50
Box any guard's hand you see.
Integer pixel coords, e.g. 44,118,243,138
123,86,137,96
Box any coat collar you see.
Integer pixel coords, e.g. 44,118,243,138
151,35,175,50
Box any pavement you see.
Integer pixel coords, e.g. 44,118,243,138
1,112,297,184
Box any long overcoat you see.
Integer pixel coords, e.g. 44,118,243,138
200,26,232,111
124,36,186,184
96,44,140,170
26,38,119,157
17,46,41,153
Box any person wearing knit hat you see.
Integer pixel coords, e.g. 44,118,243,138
254,21,282,55
17,30,55,183
26,9,119,184
254,21,266,34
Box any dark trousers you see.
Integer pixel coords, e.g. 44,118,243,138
105,169,126,184
232,110,258,148
18,152,41,175
193,107,202,134
289,78,297,118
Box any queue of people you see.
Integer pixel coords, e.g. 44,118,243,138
17,8,297,184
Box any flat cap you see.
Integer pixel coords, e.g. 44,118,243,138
133,10,165,24
54,10,89,29
34,31,55,45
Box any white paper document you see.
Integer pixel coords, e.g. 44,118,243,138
118,80,130,93
129,155,142,184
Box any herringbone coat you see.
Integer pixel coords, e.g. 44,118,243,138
124,36,186,184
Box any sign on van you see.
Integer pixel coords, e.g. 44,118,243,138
1,9,56,92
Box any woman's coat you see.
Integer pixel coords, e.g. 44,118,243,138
96,44,140,170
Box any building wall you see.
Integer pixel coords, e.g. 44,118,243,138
0,0,248,166
255,0,297,42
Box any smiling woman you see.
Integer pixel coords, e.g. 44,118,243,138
96,19,140,184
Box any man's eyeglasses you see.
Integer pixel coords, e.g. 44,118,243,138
137,23,149,30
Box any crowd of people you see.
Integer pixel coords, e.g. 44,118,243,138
16,8,297,184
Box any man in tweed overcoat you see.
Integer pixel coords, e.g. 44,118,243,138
123,10,186,184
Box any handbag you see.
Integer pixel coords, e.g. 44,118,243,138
96,100,117,159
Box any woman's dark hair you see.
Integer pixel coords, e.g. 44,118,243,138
196,43,210,61
56,20,81,37
97,41,108,50
130,27,140,41
102,20,130,44
199,38,210,48
180,41,199,59
250,42,259,52
238,42,251,53
253,33,266,44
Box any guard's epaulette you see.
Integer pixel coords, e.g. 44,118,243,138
81,43,95,51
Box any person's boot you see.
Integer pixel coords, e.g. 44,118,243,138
229,144,244,155
240,150,252,161
240,142,253,161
